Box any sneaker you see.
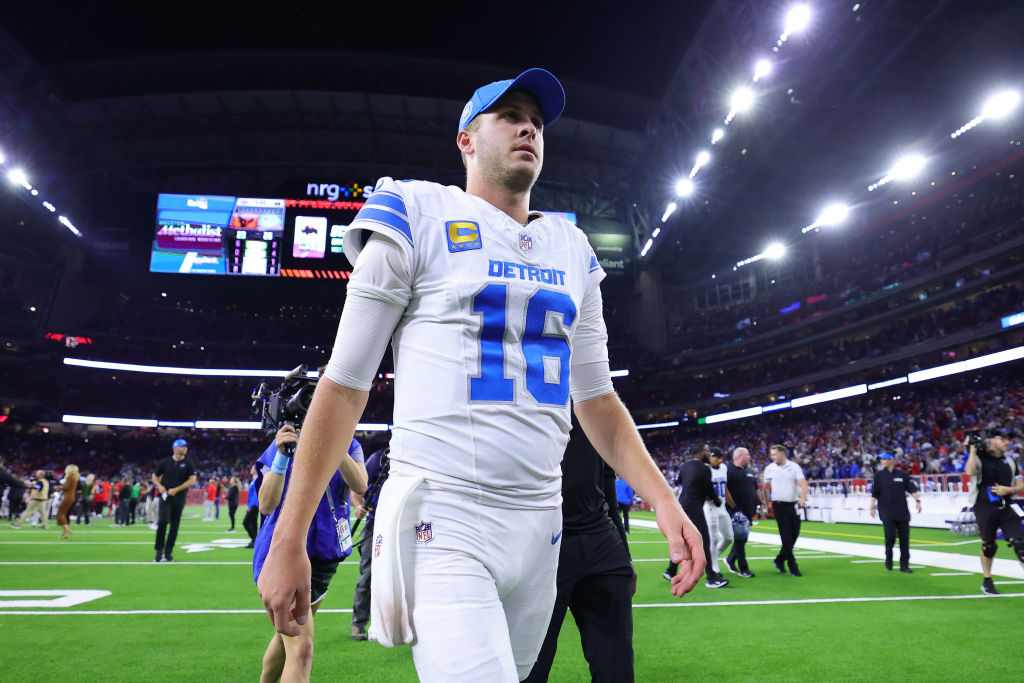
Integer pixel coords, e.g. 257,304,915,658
738,570,756,578
789,567,803,577
981,578,998,595
705,575,729,588
773,558,786,574
226,528,236,532
245,541,255,549
350,624,368,641
725,557,738,574
154,552,164,563
899,567,913,574
885,563,893,571
662,570,675,582
163,554,173,563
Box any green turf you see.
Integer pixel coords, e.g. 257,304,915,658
1,507,1020,681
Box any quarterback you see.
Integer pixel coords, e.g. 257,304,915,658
258,68,705,681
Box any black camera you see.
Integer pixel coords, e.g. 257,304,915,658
251,365,318,454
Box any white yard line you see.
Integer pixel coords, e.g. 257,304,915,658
5,592,1022,616
930,572,973,576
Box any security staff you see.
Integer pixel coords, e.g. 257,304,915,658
526,415,636,682
762,444,808,577
151,438,197,562
665,446,726,588
965,428,1024,595
725,447,758,578
869,452,921,573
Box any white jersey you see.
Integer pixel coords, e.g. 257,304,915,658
705,463,728,511
344,178,608,508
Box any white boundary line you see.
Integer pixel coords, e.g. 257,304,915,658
5,593,1023,615
930,572,973,576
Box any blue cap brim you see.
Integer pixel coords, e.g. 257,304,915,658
459,67,566,131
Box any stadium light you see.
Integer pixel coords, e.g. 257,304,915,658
676,178,695,196
951,89,1021,138
0,148,4,164
803,203,850,232
711,128,724,144
652,227,661,238
868,153,927,191
981,90,1021,119
58,215,82,237
725,88,755,124
42,201,55,212
662,202,677,222
765,242,786,260
689,150,711,178
782,4,811,39
640,238,654,257
753,59,772,82
8,168,31,190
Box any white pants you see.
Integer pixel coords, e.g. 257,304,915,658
203,499,215,520
703,503,734,573
370,475,561,682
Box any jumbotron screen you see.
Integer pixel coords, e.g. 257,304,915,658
149,192,363,277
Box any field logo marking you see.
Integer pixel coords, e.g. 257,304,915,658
178,537,252,553
0,590,111,608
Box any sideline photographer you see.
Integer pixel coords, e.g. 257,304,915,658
965,428,1024,595
252,366,367,682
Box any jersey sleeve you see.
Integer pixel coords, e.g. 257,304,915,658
569,263,612,402
348,438,365,464
343,177,416,265
795,464,806,481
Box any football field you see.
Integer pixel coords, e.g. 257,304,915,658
1,507,1021,681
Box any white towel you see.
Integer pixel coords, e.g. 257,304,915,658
368,473,423,647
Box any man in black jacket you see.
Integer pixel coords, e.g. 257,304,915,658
524,416,636,683
869,452,921,573
664,446,727,588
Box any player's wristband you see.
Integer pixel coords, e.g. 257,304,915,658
270,451,290,475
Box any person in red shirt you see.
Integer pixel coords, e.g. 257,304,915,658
204,478,217,521
93,479,111,517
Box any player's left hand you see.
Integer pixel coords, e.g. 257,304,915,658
655,503,705,597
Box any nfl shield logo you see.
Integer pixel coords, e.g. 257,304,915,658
374,533,383,558
519,233,533,253
415,521,433,544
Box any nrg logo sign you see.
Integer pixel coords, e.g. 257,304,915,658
306,182,374,202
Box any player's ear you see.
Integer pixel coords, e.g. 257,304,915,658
457,129,474,157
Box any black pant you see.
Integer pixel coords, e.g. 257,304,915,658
227,502,238,529
352,515,375,627
726,514,750,572
77,496,91,524
154,495,186,555
774,501,801,570
525,528,634,683
618,503,631,533
666,503,715,581
882,518,910,569
128,499,137,524
116,500,131,525
243,507,259,542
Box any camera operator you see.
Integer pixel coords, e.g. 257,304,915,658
11,470,49,530
254,423,367,682
0,456,27,522
965,428,1024,595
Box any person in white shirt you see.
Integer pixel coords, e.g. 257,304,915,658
256,68,705,682
762,444,808,577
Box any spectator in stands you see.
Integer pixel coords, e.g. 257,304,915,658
56,464,80,539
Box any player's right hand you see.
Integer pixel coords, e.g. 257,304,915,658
257,537,311,637
275,424,299,455
655,504,706,597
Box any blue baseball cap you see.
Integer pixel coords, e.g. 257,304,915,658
459,68,566,132
878,452,893,460
172,438,188,448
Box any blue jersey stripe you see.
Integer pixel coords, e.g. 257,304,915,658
352,216,414,246
363,191,408,217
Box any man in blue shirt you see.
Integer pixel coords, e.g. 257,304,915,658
614,476,635,533
254,424,367,682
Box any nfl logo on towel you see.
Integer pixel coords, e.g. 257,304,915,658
519,232,533,253
415,521,433,544
374,533,383,558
